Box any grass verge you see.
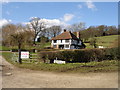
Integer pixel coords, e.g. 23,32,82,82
0,45,10,51
2,52,118,73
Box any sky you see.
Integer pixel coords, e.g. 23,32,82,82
1,1,118,28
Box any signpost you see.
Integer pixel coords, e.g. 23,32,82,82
54,57,66,64
54,60,66,64
21,51,29,59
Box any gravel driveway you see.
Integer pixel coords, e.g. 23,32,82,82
0,55,118,88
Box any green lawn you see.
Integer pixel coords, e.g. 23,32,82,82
2,52,118,73
0,45,10,51
36,42,51,49
85,35,119,48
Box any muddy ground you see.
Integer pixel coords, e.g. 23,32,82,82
0,55,118,88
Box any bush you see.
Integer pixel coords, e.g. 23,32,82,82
40,51,57,63
105,47,120,60
40,47,119,63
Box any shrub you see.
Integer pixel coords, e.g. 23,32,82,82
40,47,119,63
40,51,58,63
105,47,120,60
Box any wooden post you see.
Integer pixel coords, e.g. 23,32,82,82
18,49,22,64
18,43,22,64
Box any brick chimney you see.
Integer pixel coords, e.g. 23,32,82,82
64,29,66,32
76,32,80,39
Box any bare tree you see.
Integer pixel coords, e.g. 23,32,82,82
45,26,62,38
10,25,25,64
2,24,16,46
29,17,46,45
2,24,35,63
23,28,34,46
67,22,86,32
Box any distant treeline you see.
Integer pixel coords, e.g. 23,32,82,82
2,23,119,46
78,25,119,42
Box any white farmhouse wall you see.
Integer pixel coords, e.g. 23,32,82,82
64,44,70,49
51,39,71,45
51,39,82,49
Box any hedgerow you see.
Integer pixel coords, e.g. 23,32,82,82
40,47,119,63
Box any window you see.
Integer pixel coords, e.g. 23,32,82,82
54,40,57,43
53,45,57,48
65,39,69,43
61,40,62,43
65,45,69,48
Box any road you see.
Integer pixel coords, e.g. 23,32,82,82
0,55,118,88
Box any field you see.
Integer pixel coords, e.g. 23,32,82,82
85,35,119,48
2,52,118,73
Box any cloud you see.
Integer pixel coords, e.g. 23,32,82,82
40,18,67,28
24,14,75,29
85,0,97,11
0,19,12,28
78,4,82,9
63,13,75,22
23,17,68,29
0,0,9,4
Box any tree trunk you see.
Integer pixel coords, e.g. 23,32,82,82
94,44,97,48
18,44,22,64
33,37,36,45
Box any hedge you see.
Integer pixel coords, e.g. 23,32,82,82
40,47,120,63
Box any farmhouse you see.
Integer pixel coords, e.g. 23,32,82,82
51,30,85,49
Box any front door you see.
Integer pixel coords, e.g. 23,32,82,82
59,45,64,49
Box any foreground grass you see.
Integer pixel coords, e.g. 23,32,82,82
2,52,118,73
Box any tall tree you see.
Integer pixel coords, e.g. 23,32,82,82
67,22,85,32
2,24,16,46
44,25,62,38
96,25,107,36
10,25,25,64
49,26,62,37
106,26,118,35
29,17,46,45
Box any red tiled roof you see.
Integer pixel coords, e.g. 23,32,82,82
51,31,79,40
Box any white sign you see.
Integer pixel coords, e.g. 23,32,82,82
21,51,29,59
98,46,104,48
54,60,66,64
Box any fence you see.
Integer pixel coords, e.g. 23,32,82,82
12,52,39,63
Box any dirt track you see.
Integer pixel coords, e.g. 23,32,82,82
0,55,118,88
